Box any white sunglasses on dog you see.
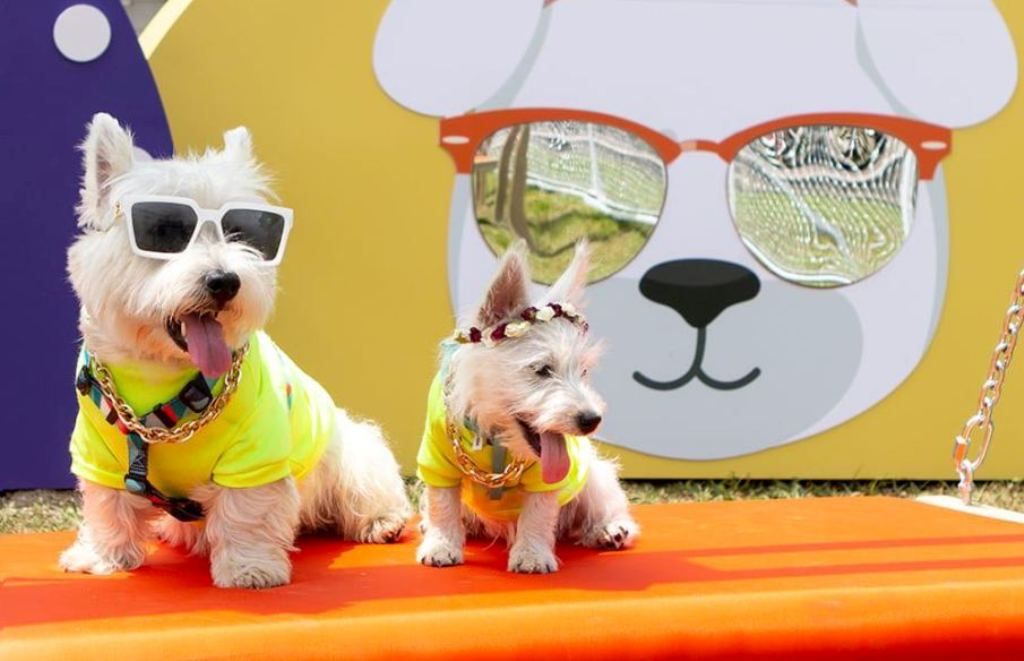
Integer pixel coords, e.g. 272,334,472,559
116,195,294,266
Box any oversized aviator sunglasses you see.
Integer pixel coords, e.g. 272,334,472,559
441,109,952,288
116,195,294,266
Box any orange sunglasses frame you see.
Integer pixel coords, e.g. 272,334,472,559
439,108,952,179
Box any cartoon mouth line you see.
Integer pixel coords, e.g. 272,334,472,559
633,326,761,391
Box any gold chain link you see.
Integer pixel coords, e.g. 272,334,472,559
90,343,249,444
953,269,1024,504
447,418,529,489
442,364,530,489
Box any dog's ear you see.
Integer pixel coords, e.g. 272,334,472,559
373,0,546,116
79,112,134,228
857,0,1017,127
223,127,254,162
545,239,589,309
477,241,530,327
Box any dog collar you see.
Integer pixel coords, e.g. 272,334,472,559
453,302,587,347
76,350,221,522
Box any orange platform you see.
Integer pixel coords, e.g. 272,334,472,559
3,497,1024,659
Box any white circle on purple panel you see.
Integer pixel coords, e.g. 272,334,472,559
53,4,111,63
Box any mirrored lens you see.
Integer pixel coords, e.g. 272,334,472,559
472,120,666,284
727,124,918,287
221,209,287,261
130,202,198,254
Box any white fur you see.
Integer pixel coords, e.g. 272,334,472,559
201,478,300,589
418,241,639,573
416,485,466,567
61,113,411,588
59,480,158,575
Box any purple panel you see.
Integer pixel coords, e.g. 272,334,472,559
0,1,173,488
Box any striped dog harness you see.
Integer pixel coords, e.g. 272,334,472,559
75,351,216,522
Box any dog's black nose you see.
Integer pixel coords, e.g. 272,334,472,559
204,270,241,305
576,412,602,435
639,259,760,328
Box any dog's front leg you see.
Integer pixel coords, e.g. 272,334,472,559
509,491,559,574
202,477,300,589
573,456,639,550
417,486,465,567
60,480,156,574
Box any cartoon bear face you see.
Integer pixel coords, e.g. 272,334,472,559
374,0,1017,459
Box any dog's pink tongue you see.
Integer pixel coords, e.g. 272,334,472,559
183,314,231,378
540,432,570,484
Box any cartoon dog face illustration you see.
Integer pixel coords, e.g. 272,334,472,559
374,0,1017,460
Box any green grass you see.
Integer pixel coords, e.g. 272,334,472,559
473,181,908,287
476,184,654,284
622,479,1024,510
5,480,1023,534
1,490,83,534
731,187,907,286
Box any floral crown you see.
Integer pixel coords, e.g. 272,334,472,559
454,302,588,347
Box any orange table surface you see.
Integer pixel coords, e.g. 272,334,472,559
3,497,1024,660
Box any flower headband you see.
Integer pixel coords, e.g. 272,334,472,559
454,303,588,347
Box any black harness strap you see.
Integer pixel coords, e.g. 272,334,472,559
77,360,210,522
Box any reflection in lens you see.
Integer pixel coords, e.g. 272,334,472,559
222,209,286,261
472,121,666,284
131,202,198,253
727,125,917,287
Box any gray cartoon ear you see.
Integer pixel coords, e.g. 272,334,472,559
373,0,546,116
79,112,135,228
857,0,1017,127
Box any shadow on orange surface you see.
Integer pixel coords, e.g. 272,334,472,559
5,501,1024,630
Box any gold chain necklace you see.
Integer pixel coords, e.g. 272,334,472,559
90,343,249,445
446,417,529,489
442,369,529,489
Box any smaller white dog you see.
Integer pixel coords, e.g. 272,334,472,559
416,241,638,573
60,113,410,588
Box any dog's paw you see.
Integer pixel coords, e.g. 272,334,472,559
508,544,558,574
212,557,291,589
59,541,143,575
356,514,407,544
579,517,639,550
417,535,464,567
155,516,209,555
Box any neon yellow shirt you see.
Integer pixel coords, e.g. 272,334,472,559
70,331,334,498
416,372,591,521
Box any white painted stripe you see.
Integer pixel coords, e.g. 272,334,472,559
916,494,1024,525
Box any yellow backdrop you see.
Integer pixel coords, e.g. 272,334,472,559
144,0,1024,479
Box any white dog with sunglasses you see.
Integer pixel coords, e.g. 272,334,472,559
59,113,410,588
417,241,637,573
375,0,1017,463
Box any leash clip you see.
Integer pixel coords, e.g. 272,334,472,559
76,365,93,396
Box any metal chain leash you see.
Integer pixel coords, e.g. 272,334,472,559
953,269,1024,504
90,343,249,444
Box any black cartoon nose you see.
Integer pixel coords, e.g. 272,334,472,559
204,270,241,305
639,259,760,328
576,412,602,435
